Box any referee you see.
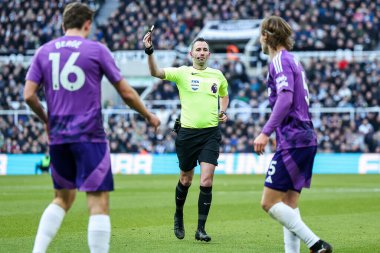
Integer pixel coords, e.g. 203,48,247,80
143,31,229,242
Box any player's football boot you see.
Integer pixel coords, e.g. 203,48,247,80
310,240,333,253
174,214,185,239
195,228,211,242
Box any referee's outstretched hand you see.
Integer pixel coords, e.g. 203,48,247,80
143,31,152,49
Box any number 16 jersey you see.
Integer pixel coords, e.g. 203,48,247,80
26,35,122,144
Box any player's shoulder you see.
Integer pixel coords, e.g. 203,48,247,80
271,50,298,74
77,38,110,52
38,36,105,51
93,40,111,51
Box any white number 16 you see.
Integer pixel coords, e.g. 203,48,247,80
49,52,85,91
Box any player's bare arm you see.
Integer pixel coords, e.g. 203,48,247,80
113,79,161,130
219,95,229,123
24,80,48,124
253,133,269,155
143,30,165,79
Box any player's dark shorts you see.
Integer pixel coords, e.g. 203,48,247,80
264,146,317,192
49,142,114,192
175,126,221,171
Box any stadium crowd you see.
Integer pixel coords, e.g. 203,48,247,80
1,55,379,154
100,0,380,51
0,0,103,55
0,0,379,55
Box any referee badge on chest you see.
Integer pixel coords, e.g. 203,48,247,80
191,79,200,91
211,83,218,94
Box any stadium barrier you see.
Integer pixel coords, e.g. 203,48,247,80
1,153,379,175
1,106,380,123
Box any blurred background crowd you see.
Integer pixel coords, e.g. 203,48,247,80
0,0,379,54
0,0,379,154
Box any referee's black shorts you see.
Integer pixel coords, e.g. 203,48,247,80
175,126,222,172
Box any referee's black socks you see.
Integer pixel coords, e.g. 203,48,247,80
198,186,212,230
175,180,190,217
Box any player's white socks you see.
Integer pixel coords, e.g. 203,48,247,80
268,202,319,248
88,214,111,253
283,207,300,253
32,203,65,253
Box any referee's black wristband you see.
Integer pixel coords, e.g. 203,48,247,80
220,111,227,116
145,46,154,55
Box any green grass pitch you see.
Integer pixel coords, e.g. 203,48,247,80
0,174,379,253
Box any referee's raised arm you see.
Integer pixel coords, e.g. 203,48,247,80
143,29,165,79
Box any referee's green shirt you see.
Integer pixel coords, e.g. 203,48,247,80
164,66,228,128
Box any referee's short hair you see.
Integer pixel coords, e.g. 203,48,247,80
190,37,209,51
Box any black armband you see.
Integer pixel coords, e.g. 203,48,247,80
145,46,154,55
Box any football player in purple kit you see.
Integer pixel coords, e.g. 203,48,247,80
24,2,160,253
253,16,333,253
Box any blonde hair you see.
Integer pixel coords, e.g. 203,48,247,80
261,16,294,51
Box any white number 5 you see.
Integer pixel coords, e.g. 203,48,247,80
49,52,85,91
268,161,277,176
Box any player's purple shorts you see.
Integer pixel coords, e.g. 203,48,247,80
49,142,114,192
264,146,317,192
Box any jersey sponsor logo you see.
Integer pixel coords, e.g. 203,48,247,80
191,80,200,90
211,83,218,93
275,74,288,89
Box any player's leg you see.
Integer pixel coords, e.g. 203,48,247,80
283,190,301,253
174,168,194,239
262,147,332,252
262,187,320,249
195,162,215,242
33,144,77,253
33,189,76,253
71,142,113,253
87,191,111,253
